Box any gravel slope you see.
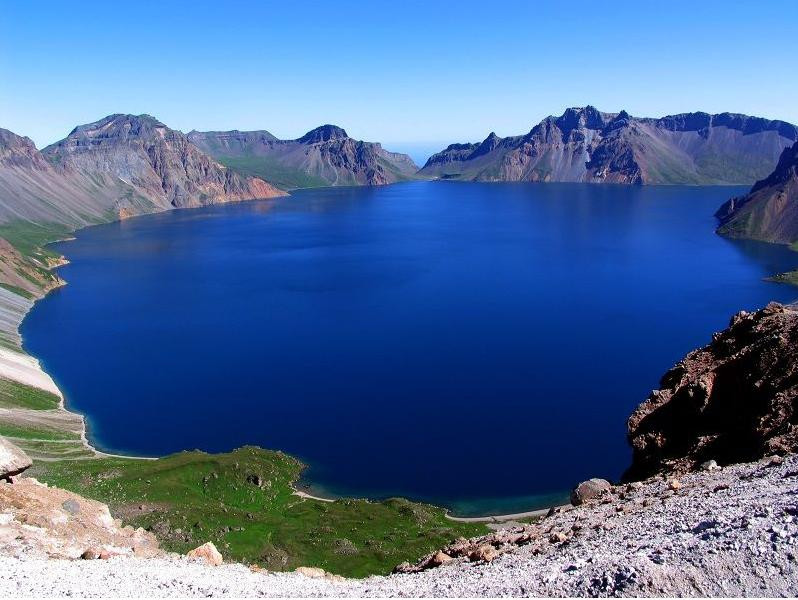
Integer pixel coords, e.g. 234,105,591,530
2,454,797,597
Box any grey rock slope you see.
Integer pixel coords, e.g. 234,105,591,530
188,125,418,190
1,454,796,596
716,140,798,244
420,106,797,185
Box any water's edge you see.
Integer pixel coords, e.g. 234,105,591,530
10,199,565,519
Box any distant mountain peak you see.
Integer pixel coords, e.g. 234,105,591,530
297,125,349,144
420,106,798,185
65,113,168,141
556,105,608,132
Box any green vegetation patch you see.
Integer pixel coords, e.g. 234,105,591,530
0,421,79,441
0,221,73,260
765,270,798,287
217,156,329,190
0,378,61,410
32,447,485,577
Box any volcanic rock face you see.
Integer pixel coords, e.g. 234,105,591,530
420,107,797,185
188,125,418,190
0,117,284,228
716,141,798,244
624,302,798,481
43,114,284,212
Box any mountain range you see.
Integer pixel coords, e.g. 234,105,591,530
188,125,418,190
419,107,798,185
0,114,284,228
2,106,797,249
716,140,798,244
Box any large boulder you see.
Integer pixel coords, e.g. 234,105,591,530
570,478,612,505
625,303,798,481
186,541,223,566
0,436,32,479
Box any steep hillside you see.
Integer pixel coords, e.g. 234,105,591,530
189,125,419,189
716,141,798,244
420,107,797,185
0,117,284,228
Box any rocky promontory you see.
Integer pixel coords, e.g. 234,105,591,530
716,141,798,244
625,302,798,481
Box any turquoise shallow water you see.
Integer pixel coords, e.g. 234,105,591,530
22,181,798,516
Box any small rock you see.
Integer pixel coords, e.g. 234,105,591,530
468,545,498,562
62,499,81,515
80,549,100,560
667,479,682,491
571,478,612,505
295,566,332,579
549,531,568,544
700,459,721,471
430,551,453,567
186,541,223,566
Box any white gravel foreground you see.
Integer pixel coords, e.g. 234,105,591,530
2,454,798,597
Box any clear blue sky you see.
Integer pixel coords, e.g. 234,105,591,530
2,0,797,157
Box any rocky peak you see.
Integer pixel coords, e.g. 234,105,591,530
0,128,50,170
624,302,798,481
470,132,503,159
297,124,349,144
62,114,168,146
555,106,607,134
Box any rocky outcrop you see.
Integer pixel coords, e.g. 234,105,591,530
420,107,797,185
624,302,798,481
0,437,31,479
716,141,798,244
0,476,159,559
188,125,418,190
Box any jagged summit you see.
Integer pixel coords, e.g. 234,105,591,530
420,106,798,184
297,124,349,144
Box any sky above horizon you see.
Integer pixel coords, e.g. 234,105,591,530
2,0,797,159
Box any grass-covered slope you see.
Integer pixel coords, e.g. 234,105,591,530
30,447,486,577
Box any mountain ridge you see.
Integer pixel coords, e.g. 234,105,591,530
0,114,285,228
420,106,798,185
188,126,419,190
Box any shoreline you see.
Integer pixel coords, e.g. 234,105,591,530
3,200,566,519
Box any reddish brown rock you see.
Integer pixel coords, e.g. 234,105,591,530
186,541,223,566
625,303,798,481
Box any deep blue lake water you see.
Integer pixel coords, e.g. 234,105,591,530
22,182,798,515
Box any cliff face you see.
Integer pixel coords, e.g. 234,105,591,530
716,141,798,244
624,302,798,481
420,107,798,185
188,125,418,190
43,114,284,215
0,117,284,228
